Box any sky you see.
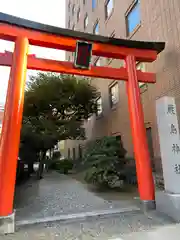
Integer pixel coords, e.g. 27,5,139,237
0,0,66,105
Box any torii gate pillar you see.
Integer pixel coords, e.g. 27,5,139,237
126,55,155,208
0,37,28,233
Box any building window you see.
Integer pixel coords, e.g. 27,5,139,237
93,21,99,35
83,0,85,5
72,4,75,15
94,57,101,66
77,8,80,22
96,97,103,116
92,0,96,10
84,14,88,29
105,0,113,20
68,19,70,28
126,0,140,36
109,82,119,107
72,24,75,30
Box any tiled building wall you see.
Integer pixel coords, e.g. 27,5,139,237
65,0,180,173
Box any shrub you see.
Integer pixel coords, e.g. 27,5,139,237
82,136,136,188
48,159,60,170
119,163,137,185
47,151,62,169
55,159,73,174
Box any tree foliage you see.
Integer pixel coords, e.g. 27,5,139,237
82,136,137,188
51,159,74,174
20,73,98,169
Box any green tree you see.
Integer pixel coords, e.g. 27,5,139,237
20,73,98,179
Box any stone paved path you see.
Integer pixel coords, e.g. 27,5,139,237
1,211,174,240
14,172,136,223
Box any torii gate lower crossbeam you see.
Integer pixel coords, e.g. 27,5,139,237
0,12,165,234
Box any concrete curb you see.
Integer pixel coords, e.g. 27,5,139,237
16,206,140,227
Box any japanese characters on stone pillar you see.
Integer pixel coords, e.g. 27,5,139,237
156,96,180,193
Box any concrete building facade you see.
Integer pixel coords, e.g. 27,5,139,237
65,0,180,172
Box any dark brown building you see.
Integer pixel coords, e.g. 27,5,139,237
64,0,180,172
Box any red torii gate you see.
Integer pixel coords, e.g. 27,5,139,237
0,12,165,225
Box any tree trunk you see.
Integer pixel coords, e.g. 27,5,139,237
37,151,46,180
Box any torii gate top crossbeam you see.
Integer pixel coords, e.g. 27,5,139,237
0,12,165,62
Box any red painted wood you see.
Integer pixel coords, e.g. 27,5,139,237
0,23,158,62
0,38,29,216
0,51,156,83
126,55,155,201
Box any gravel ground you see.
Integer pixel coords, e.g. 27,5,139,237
14,172,136,222
1,211,174,240
9,172,175,240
